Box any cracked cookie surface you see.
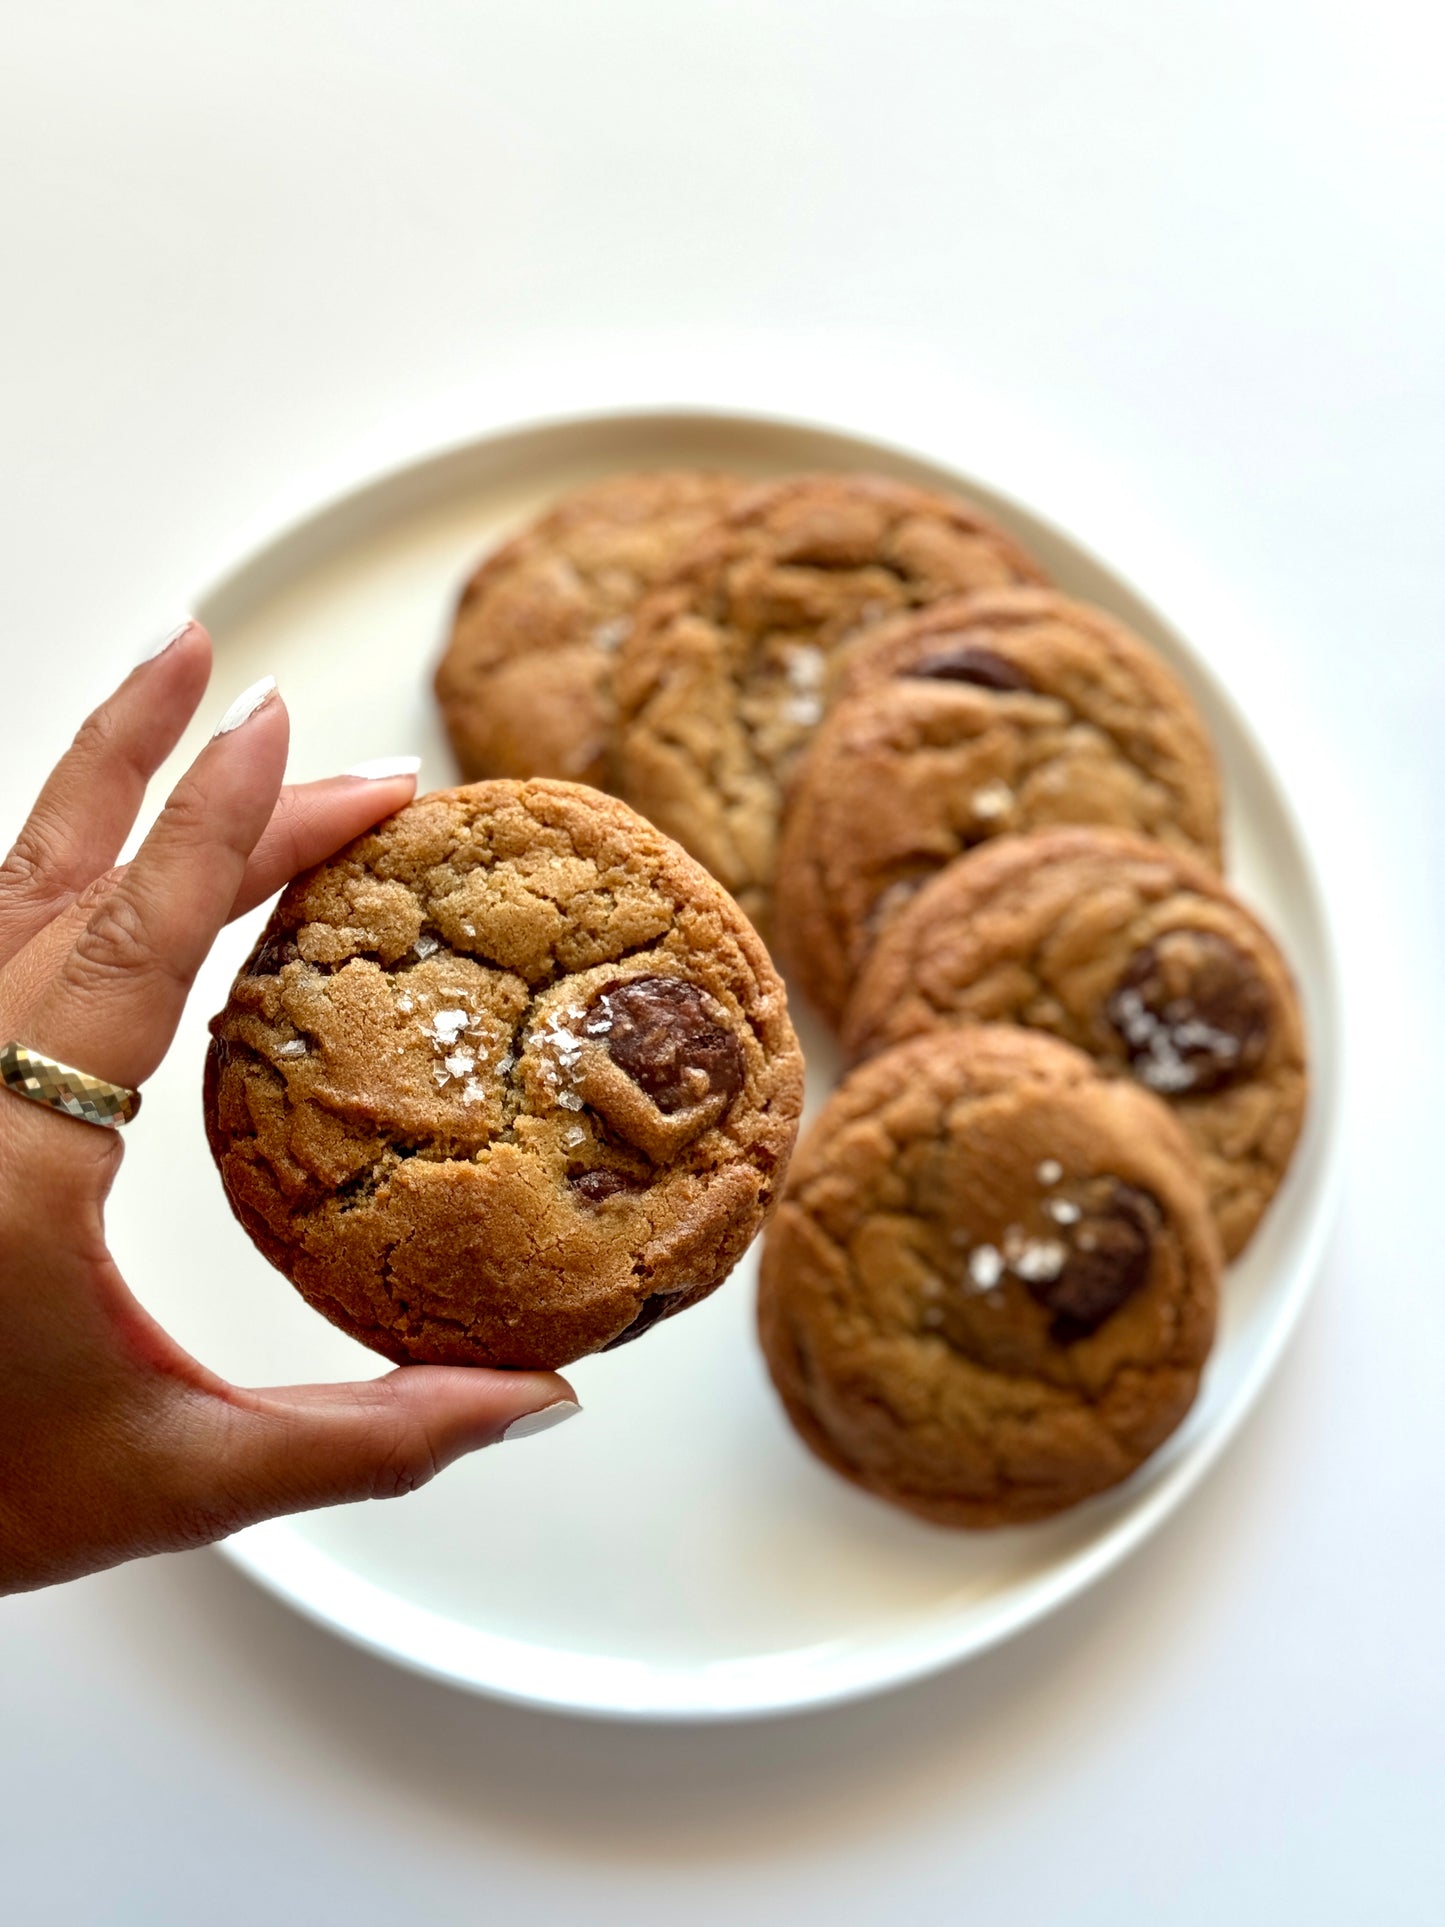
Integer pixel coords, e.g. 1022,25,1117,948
773,590,1223,1026
844,827,1306,1258
204,779,804,1369
757,1026,1220,1528
435,471,744,790
610,473,1047,932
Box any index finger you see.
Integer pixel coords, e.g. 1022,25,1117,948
33,676,287,1091
0,622,212,963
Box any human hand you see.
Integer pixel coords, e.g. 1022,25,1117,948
0,623,578,1595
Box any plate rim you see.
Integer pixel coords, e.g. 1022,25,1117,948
192,399,1346,1723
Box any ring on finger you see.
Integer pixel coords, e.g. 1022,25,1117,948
0,1041,141,1128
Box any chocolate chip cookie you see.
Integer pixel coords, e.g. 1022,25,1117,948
435,471,744,789
611,474,1047,931
758,1025,1221,1527
205,780,804,1370
844,828,1306,1258
772,589,1224,1026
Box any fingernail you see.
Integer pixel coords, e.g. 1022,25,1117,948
212,675,278,738
343,755,422,781
499,1398,581,1443
137,618,194,666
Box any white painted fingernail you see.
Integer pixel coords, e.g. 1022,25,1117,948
212,676,278,737
343,755,422,781
137,618,194,666
499,1399,581,1443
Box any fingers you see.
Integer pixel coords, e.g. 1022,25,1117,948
228,758,420,920
4,761,420,1000
0,621,212,963
204,1368,581,1525
34,676,289,1090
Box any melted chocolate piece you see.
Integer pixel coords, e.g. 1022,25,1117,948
907,641,1033,692
1107,931,1272,1096
601,1290,681,1351
568,1168,644,1205
591,976,746,1116
247,931,300,976
1026,1181,1160,1344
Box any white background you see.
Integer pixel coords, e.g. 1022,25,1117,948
1,3,1442,1922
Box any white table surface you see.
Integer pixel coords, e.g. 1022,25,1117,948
2,4,1442,1921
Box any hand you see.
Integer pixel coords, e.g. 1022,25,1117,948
0,623,577,1595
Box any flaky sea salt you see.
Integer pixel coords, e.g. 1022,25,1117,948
562,1125,585,1147
786,644,825,692
1110,984,1241,1095
1037,1159,1063,1185
968,1245,1004,1290
431,1009,469,1045
461,1076,487,1105
557,1089,584,1111
1138,1054,1195,1095
1048,1198,1082,1225
1173,1017,1239,1057
970,780,1014,820
276,1039,307,1059
413,933,440,959
592,616,631,652
1013,1239,1066,1283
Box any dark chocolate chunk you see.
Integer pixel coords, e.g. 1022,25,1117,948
1107,931,1272,1096
907,640,1033,692
247,931,300,976
601,1290,682,1350
591,976,745,1116
568,1167,644,1205
1027,1181,1160,1344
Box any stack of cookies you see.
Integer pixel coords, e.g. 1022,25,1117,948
212,466,1306,1531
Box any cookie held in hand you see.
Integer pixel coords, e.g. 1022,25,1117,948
205,780,803,1369
758,1026,1221,1527
843,827,1306,1258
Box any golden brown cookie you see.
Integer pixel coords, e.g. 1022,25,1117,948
611,474,1047,931
204,780,804,1370
758,1026,1221,1528
434,471,744,789
844,828,1306,1258
772,590,1223,1026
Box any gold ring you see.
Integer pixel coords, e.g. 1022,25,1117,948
0,1041,141,1129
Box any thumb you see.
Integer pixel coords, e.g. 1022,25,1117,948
209,1367,580,1526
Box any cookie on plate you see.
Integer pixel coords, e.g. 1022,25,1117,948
205,780,804,1370
611,473,1047,931
772,589,1223,1026
435,471,744,789
844,828,1306,1258
758,1026,1221,1528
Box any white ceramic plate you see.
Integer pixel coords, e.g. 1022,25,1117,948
106,407,1342,1722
